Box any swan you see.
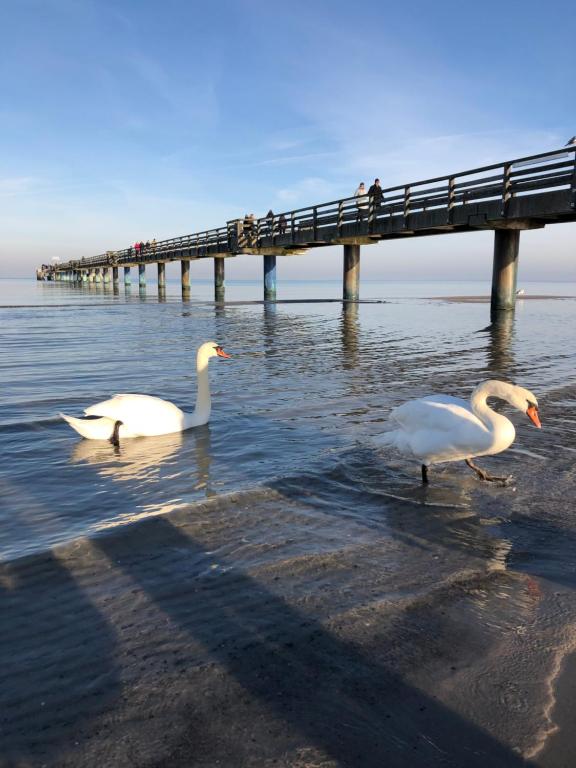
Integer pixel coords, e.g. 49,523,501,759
382,380,541,484
60,341,230,443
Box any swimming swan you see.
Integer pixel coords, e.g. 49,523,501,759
60,341,230,443
382,380,541,484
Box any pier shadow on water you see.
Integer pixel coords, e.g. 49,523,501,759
91,513,535,767
0,448,536,767
0,539,120,766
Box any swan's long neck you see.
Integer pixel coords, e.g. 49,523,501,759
185,350,211,428
470,381,516,445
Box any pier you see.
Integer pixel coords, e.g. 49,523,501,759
39,147,576,315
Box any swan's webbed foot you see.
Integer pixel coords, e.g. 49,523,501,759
421,464,429,484
465,459,511,486
110,420,123,448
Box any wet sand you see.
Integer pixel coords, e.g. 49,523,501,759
2,473,571,768
432,295,573,303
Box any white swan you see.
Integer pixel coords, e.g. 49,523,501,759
382,380,541,484
60,341,230,442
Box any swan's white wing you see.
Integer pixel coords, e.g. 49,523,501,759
391,395,480,432
84,394,186,436
388,395,492,464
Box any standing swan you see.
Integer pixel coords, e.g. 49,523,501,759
383,380,541,484
60,342,231,443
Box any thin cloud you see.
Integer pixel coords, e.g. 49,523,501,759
276,177,335,204
0,177,41,197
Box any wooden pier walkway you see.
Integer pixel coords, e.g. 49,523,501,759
40,147,576,314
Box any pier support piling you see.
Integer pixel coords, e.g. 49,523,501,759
112,267,119,284
343,244,360,302
124,267,131,286
263,254,277,301
181,260,190,294
103,267,110,284
157,262,166,288
491,230,520,313
214,258,225,301
95,269,101,284
138,264,146,287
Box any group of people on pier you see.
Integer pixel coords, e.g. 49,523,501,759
242,211,288,244
126,239,157,257
354,178,385,221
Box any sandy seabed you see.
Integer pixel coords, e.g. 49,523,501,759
2,477,575,768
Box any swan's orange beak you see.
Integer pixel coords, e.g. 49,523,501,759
216,346,231,358
526,405,541,428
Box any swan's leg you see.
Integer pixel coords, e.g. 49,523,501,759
465,458,509,484
110,420,123,447
421,464,429,484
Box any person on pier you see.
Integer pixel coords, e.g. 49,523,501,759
368,178,384,206
354,182,369,222
266,209,274,235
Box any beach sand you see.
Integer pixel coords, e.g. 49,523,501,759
2,482,570,768
432,296,572,303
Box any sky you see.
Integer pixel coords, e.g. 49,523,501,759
1,0,575,281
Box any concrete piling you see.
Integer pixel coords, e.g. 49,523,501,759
263,255,276,301
124,267,131,286
491,230,520,312
343,244,360,302
214,258,225,301
157,262,166,288
138,264,146,287
181,260,190,294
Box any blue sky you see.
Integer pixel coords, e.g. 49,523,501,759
1,0,575,280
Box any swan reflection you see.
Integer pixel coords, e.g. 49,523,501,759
70,432,183,481
69,426,214,494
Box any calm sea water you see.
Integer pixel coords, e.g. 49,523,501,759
1,276,574,561
2,276,576,763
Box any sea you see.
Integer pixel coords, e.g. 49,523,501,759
1,276,576,767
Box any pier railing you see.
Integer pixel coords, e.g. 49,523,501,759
52,146,576,270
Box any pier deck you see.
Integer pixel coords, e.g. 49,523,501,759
42,147,576,314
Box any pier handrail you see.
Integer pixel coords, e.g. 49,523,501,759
54,146,576,267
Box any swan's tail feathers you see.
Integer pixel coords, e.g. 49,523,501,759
60,413,117,440
371,430,399,449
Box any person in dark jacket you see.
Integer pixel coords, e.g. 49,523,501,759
368,178,384,206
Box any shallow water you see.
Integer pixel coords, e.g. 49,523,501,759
1,277,576,765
